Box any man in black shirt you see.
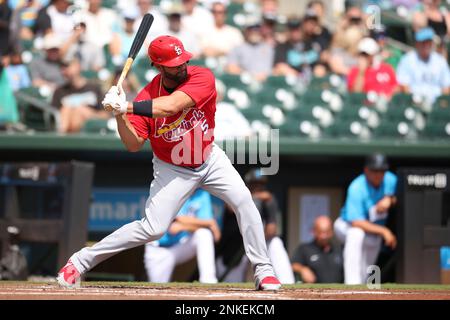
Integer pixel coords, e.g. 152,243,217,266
52,58,109,133
292,216,344,283
0,0,12,57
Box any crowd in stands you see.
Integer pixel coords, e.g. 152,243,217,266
0,0,450,138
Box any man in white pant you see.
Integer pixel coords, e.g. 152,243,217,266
144,189,220,283
334,154,398,285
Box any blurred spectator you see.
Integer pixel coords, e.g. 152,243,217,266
144,189,220,283
273,18,320,78
397,27,450,104
181,0,215,43
328,26,364,76
0,67,19,126
29,33,65,92
303,4,332,52
371,26,403,69
214,79,252,140
135,0,168,41
216,168,295,284
34,0,75,40
347,37,398,98
334,153,397,285
225,22,274,82
51,58,108,133
165,4,201,58
412,0,450,58
105,67,140,101
259,0,279,17
81,0,118,50
328,6,366,76
201,2,244,58
260,14,278,47
9,0,43,52
59,21,105,71
412,0,450,37
0,0,12,57
291,216,344,283
5,51,31,91
110,7,146,66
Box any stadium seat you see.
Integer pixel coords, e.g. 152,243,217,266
345,92,375,107
371,121,410,138
323,119,369,139
430,96,450,122
82,119,115,135
422,121,450,139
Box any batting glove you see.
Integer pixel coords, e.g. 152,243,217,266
102,86,128,114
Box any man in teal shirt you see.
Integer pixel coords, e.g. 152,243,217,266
334,154,397,284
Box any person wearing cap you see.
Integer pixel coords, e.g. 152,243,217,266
165,3,201,58
370,26,402,70
396,27,450,103
110,6,146,65
334,153,398,285
51,57,109,133
226,20,274,82
29,33,65,92
57,35,282,291
135,0,168,41
201,2,244,58
302,6,331,53
273,18,320,78
59,20,106,72
347,37,398,98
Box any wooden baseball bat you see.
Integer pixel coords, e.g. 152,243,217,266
104,13,154,111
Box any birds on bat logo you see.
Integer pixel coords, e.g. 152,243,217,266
174,45,183,56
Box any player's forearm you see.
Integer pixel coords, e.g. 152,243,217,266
115,114,144,152
125,91,194,118
351,220,388,237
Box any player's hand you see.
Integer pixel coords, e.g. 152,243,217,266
102,86,127,114
382,229,397,249
376,196,393,213
208,220,221,243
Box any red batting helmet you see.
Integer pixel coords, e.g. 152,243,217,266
148,35,193,67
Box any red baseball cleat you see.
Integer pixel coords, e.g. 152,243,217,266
56,259,81,288
257,276,281,291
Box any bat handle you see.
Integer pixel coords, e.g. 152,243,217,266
104,57,134,112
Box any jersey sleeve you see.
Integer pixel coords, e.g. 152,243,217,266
176,67,216,108
127,84,152,140
343,182,367,222
384,172,398,196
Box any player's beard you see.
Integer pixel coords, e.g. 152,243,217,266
164,67,188,85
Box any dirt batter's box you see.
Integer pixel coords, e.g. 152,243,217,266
397,168,450,283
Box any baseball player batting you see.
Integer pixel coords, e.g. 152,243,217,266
56,35,281,291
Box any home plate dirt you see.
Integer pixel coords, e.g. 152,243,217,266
0,282,450,300
1,282,450,300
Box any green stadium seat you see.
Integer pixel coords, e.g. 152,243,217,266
218,73,244,89
81,70,98,80
265,76,288,88
345,92,375,107
82,119,115,135
323,119,368,139
102,0,117,9
422,121,450,139
371,121,409,138
430,96,450,122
